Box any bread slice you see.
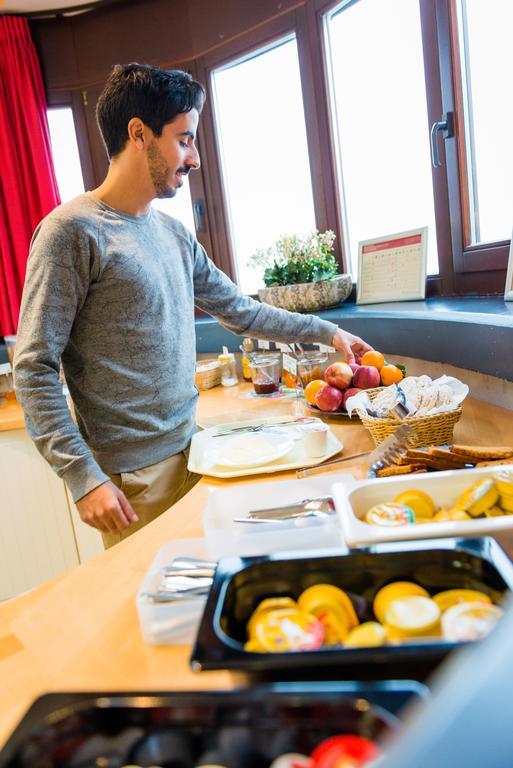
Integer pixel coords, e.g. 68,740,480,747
427,446,476,464
376,463,426,477
405,450,466,470
451,445,513,460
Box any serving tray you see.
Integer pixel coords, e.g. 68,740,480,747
188,418,343,478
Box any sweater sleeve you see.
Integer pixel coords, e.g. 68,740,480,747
192,241,338,345
14,216,110,502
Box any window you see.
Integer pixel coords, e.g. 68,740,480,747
151,175,197,235
455,0,513,246
46,108,85,202
211,36,317,294
324,0,439,278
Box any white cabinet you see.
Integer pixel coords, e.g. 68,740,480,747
0,428,102,600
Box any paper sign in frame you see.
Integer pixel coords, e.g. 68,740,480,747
356,226,428,305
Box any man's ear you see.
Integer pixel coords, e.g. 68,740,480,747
127,117,146,150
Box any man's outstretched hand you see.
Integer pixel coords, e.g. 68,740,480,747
331,328,373,364
76,481,139,533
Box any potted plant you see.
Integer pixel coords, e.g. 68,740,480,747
249,230,352,312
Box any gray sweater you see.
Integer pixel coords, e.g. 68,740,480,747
14,192,338,501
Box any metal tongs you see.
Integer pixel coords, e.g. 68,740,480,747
233,496,335,524
391,382,410,420
141,557,216,603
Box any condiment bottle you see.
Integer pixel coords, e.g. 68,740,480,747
241,338,254,382
217,353,238,387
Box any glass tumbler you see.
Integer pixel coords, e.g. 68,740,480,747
297,351,328,388
249,356,281,395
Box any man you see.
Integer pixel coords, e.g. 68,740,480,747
14,63,371,547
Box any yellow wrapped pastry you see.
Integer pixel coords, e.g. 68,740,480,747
455,478,499,517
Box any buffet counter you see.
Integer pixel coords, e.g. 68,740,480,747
1,384,513,749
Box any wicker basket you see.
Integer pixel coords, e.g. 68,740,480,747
357,387,463,448
195,359,222,390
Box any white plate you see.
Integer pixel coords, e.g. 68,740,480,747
188,419,343,479
333,463,513,548
213,433,294,468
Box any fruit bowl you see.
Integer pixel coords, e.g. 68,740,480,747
304,401,360,421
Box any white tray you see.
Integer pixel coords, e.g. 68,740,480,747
203,475,354,558
189,418,343,479
333,464,513,548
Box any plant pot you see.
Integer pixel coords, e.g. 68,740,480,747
258,274,352,312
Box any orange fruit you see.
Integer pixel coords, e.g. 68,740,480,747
361,350,385,370
304,378,328,406
380,364,403,386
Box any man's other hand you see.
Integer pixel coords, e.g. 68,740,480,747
332,328,373,364
76,481,139,533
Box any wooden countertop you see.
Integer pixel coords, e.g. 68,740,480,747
0,398,24,431
1,384,513,749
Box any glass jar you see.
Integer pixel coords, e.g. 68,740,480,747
0,362,16,400
253,351,282,382
249,355,281,395
241,338,255,382
217,353,238,387
297,351,328,388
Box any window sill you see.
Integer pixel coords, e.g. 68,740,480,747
195,296,513,382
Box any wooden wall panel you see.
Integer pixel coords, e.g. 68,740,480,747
30,17,79,91
30,0,302,92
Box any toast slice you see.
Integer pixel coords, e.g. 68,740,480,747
427,446,476,464
451,444,513,460
376,463,427,477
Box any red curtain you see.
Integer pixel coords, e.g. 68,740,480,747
0,16,60,335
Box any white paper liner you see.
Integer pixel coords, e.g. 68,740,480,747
345,375,469,419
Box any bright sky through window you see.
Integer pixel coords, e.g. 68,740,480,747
212,37,317,294
47,108,85,202
325,0,439,277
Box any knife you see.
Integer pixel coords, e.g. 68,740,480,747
213,417,317,437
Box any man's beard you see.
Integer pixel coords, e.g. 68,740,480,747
147,139,178,198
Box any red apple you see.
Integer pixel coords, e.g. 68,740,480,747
349,362,361,374
342,387,362,410
315,385,343,412
355,356,363,365
325,361,353,390
353,365,381,390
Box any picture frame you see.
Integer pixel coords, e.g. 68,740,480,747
356,226,428,305
504,229,513,301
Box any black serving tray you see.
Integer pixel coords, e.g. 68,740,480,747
0,682,428,768
190,537,513,680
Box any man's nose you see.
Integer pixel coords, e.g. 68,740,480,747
187,144,200,170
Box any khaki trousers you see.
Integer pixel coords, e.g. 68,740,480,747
101,447,201,549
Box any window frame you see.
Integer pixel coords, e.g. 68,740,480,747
46,91,95,193
435,0,510,289
42,0,511,299
196,8,349,287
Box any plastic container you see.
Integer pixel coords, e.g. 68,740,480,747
202,475,350,559
249,355,282,395
190,537,513,678
297,421,330,457
334,463,513,549
297,351,328,388
218,353,238,387
0,682,428,768
136,538,210,645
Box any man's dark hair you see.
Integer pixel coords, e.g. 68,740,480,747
96,63,206,159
